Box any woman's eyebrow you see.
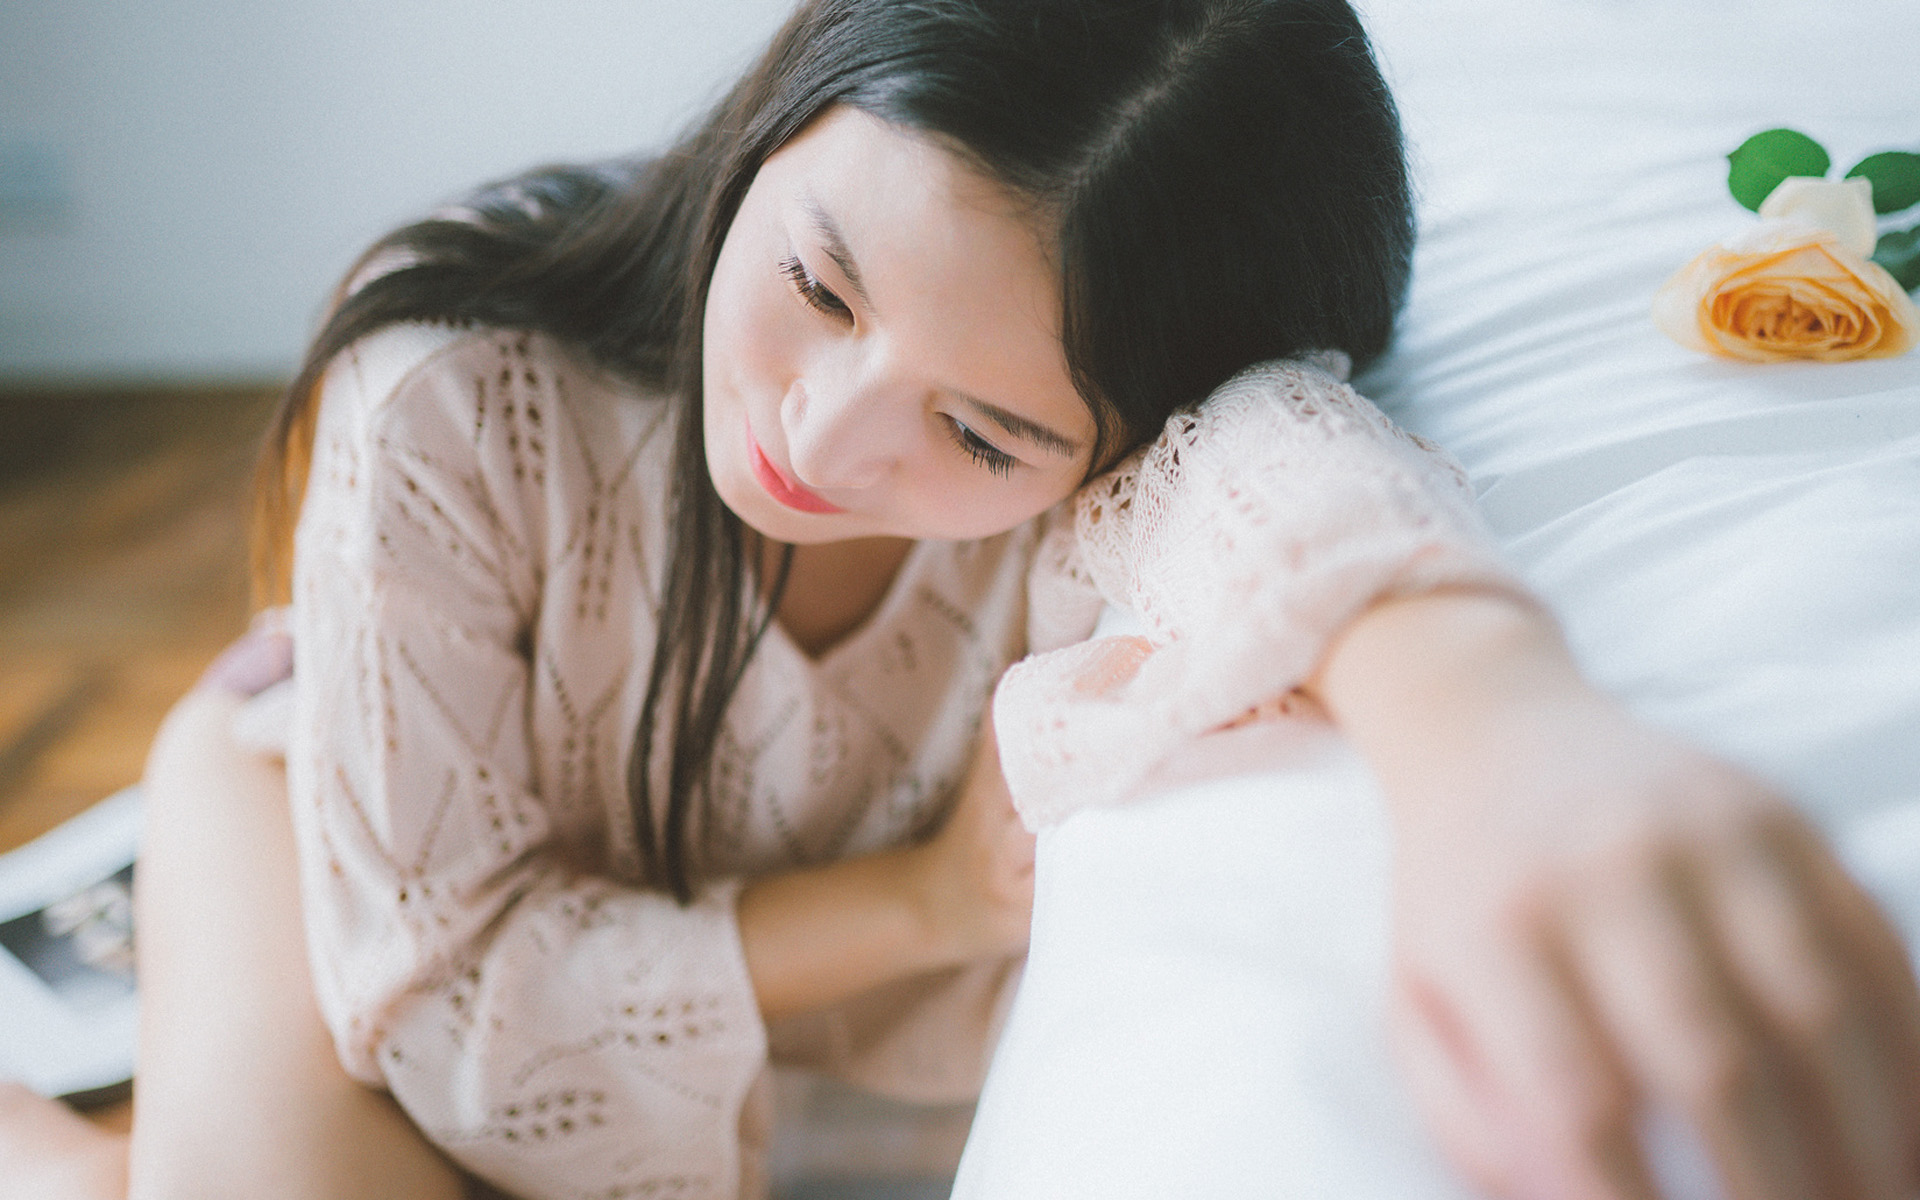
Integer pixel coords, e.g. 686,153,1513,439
956,393,1083,459
801,196,874,310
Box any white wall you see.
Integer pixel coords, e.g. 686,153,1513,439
0,0,793,382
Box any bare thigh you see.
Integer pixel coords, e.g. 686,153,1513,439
127,686,467,1200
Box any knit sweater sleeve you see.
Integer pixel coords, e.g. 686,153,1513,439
288,326,767,1200
995,359,1529,828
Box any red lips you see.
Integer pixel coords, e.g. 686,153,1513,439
745,420,845,514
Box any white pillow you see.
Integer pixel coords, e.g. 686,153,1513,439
955,1,1920,1196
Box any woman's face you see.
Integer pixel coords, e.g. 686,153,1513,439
702,105,1097,546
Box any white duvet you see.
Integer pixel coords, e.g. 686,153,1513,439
953,1,1920,1196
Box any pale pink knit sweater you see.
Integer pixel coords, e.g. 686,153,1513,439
287,326,1512,1200
290,325,1032,1200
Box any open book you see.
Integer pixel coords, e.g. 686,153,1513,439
0,786,140,1106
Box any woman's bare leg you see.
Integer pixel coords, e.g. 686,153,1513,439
122,675,470,1200
2,663,457,1200
0,1082,128,1199
0,620,472,1200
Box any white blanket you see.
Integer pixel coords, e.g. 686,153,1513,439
954,1,1920,1195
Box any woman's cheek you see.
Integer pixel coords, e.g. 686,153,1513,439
918,475,1066,541
705,222,798,393
731,286,814,399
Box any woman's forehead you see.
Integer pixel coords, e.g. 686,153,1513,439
761,106,1038,251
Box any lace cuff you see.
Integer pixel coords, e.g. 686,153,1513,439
998,360,1527,828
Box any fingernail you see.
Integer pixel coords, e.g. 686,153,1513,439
198,631,293,698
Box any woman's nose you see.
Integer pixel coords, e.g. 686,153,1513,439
782,364,904,491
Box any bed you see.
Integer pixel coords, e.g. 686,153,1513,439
950,0,1920,1195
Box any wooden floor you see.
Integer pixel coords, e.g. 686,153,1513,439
0,384,973,1185
0,382,277,1137
0,384,275,857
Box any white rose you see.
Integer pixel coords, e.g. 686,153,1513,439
1757,175,1877,257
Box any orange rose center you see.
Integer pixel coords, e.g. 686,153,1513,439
1715,285,1867,350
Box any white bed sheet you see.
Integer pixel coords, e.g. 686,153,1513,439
954,1,1920,1196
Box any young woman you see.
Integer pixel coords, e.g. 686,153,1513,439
3,2,1916,1199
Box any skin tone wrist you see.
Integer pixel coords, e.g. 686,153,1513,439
1306,588,1591,800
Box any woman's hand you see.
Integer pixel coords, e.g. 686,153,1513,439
911,711,1037,964
736,707,1032,1022
1310,591,1920,1200
196,610,293,698
1391,691,1920,1200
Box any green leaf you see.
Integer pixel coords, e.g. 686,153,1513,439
1874,225,1920,293
1727,128,1831,212
1846,151,1920,215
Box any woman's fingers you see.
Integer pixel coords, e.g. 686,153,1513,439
1783,817,1920,1125
1703,814,1920,1198
196,618,293,698
1563,834,1852,1200
1410,931,1661,1200
918,707,1035,958
1389,978,1514,1198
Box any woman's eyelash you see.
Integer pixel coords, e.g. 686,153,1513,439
946,418,1017,478
779,254,852,320
774,254,1011,478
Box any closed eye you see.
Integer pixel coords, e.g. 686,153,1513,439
945,417,1018,478
779,254,853,323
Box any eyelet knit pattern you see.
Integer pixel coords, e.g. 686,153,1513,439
289,326,1030,1200
994,359,1526,829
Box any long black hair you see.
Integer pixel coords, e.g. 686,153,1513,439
258,0,1414,902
